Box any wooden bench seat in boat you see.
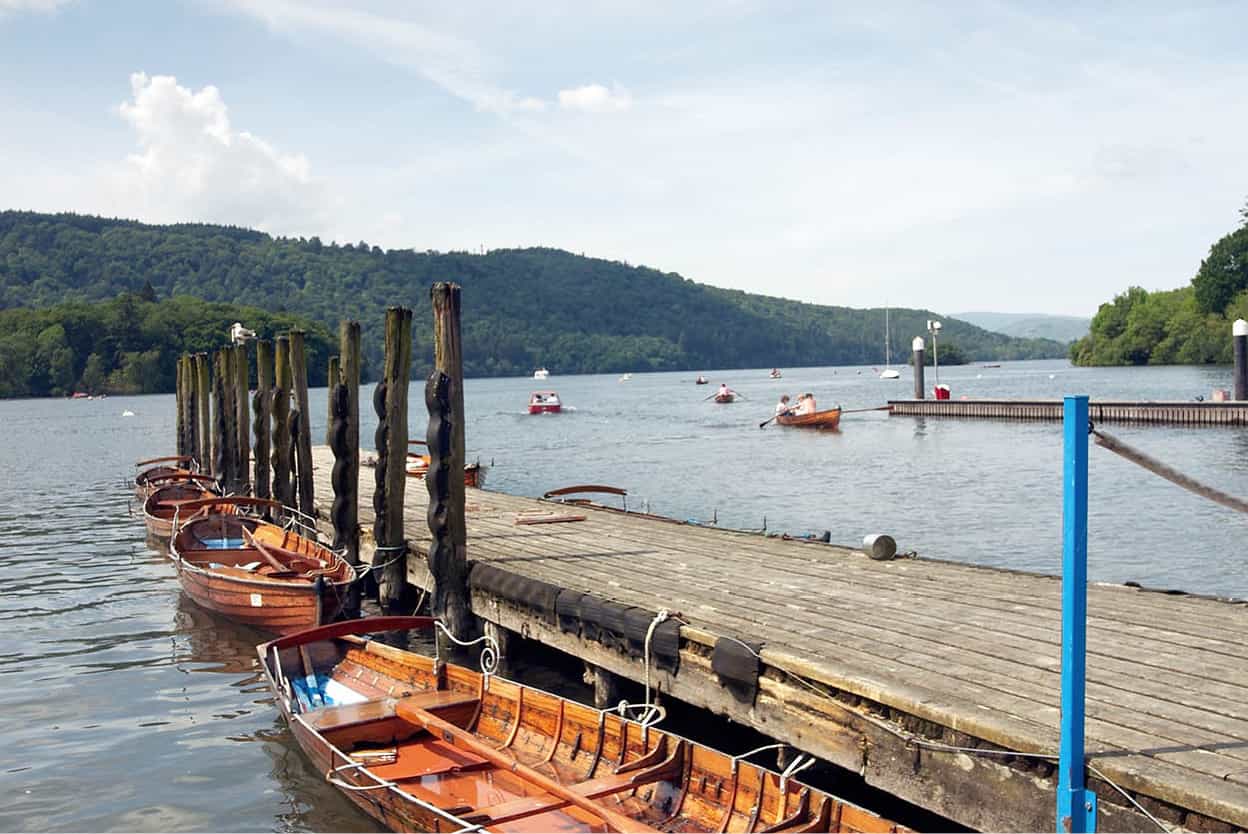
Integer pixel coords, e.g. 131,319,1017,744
309,690,480,731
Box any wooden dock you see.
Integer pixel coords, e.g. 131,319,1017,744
311,445,1248,833
888,398,1248,425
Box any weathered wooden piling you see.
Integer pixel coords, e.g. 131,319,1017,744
271,336,293,508
326,356,340,446
332,321,362,618
426,283,473,640
211,350,230,487
233,344,250,494
183,354,200,466
1235,318,1247,401
375,307,413,614
912,336,925,400
252,340,272,499
194,353,211,476
174,355,186,457
288,330,315,518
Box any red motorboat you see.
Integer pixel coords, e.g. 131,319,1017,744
529,391,562,414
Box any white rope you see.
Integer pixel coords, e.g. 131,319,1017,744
613,609,670,728
434,620,500,682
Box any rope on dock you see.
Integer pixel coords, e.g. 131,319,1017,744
1092,426,1248,515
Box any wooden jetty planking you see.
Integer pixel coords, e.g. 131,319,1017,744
309,446,1248,832
888,398,1248,425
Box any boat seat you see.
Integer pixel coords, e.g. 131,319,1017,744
304,697,398,731
395,689,481,718
367,737,491,781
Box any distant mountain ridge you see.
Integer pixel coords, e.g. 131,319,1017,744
951,311,1090,343
0,210,1067,378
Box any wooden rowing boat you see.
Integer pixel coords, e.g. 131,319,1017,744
169,497,356,634
714,392,736,403
258,617,907,833
134,455,204,499
142,481,220,539
775,408,842,430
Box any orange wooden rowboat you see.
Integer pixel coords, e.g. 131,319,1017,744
134,455,206,499
169,497,356,634
142,481,220,539
258,617,907,833
775,408,842,430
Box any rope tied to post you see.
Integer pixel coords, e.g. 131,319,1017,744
1090,422,1248,515
612,608,671,728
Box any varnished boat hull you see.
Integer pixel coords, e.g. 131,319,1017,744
776,408,842,429
175,564,348,634
258,617,908,833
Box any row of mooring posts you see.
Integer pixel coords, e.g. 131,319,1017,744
169,285,476,638
172,336,315,507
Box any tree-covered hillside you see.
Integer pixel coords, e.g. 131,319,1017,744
0,294,332,398
0,211,1064,381
1071,205,1248,366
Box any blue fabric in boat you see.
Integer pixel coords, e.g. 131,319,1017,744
200,537,245,550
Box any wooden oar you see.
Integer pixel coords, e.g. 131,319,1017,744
759,412,786,429
242,528,292,574
398,703,653,833
839,405,893,415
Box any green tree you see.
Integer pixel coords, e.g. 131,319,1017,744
1192,226,1248,315
79,352,107,393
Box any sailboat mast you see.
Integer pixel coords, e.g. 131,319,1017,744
885,307,891,366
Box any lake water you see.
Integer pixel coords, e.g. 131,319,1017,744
0,359,1244,831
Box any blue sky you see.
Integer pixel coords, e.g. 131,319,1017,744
2,0,1246,316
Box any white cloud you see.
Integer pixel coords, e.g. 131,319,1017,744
557,83,631,113
113,72,324,233
0,0,70,15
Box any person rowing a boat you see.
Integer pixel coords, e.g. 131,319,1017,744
775,394,793,417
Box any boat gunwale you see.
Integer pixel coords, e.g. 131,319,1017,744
257,619,902,833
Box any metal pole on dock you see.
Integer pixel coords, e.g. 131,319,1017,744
335,321,362,618
252,340,272,499
1058,395,1097,833
912,337,925,399
1234,319,1247,401
288,330,315,517
272,336,293,508
427,283,474,641
375,307,413,615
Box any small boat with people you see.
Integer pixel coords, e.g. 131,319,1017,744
776,407,842,430
619,373,632,382
169,496,356,634
711,383,741,404
769,368,782,379
695,374,708,385
258,616,907,834
533,367,550,380
529,391,562,414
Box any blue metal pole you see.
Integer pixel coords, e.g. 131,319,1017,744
1058,395,1097,832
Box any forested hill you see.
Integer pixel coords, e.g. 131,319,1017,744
0,211,1064,379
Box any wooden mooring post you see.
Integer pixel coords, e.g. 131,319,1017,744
252,340,272,499
272,336,293,508
331,321,362,618
211,350,232,489
183,354,200,467
233,344,250,494
194,353,211,476
374,307,412,615
174,354,186,457
426,283,474,641
289,330,315,518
